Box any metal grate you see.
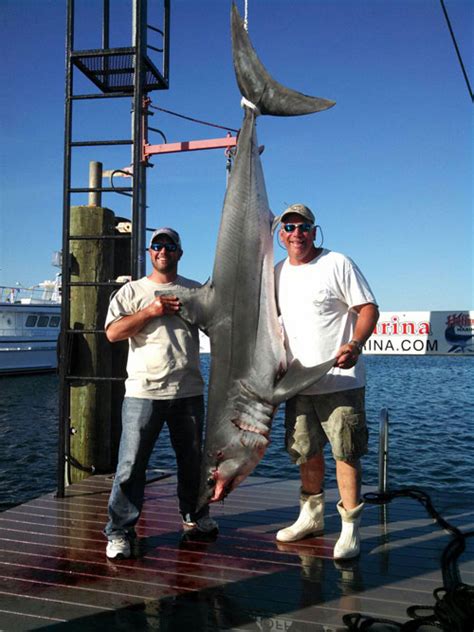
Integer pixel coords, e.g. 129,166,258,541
72,48,168,93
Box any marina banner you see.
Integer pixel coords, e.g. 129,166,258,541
364,311,474,355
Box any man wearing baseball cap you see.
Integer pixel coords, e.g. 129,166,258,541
103,227,217,559
275,204,379,560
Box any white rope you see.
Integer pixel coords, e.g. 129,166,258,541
244,0,248,31
240,96,260,116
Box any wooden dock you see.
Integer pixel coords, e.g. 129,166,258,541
0,475,472,631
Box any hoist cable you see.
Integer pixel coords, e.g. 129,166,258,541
439,0,473,102
149,105,239,134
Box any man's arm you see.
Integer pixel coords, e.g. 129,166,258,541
106,295,181,342
334,303,379,369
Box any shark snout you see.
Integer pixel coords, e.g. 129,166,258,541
196,472,216,512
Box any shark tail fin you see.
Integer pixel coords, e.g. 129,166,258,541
231,3,335,117
271,357,336,405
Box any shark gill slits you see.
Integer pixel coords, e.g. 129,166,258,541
240,431,269,449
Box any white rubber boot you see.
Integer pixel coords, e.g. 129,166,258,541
276,491,324,542
333,500,364,560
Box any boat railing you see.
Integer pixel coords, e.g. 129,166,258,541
0,272,61,305
0,279,61,305
378,407,389,493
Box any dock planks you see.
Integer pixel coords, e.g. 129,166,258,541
0,475,472,631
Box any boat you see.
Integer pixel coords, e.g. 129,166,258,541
0,274,61,375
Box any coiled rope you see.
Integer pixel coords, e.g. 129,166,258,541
343,488,474,632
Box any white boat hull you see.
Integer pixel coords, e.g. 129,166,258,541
0,343,58,374
0,302,60,376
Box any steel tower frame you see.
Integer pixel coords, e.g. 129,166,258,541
58,0,170,497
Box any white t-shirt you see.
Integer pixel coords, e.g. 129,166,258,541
275,249,377,395
105,276,204,400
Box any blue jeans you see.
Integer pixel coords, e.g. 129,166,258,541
104,395,207,539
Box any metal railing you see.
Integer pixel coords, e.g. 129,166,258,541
378,408,389,493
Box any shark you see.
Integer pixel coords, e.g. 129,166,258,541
169,4,336,509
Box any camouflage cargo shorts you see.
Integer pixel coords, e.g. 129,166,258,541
284,387,368,464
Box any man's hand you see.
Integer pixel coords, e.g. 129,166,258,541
334,342,361,369
147,295,181,317
333,303,379,369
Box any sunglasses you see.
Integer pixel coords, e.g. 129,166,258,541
150,242,178,252
282,223,314,233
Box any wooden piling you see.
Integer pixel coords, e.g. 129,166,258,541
69,204,115,482
88,161,102,207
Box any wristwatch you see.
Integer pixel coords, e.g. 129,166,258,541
349,339,364,354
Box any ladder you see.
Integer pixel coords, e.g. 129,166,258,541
57,0,170,497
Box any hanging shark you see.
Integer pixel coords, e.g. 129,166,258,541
167,4,336,509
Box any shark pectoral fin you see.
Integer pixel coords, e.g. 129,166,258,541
176,280,216,331
271,357,336,405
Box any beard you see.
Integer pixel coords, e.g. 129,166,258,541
151,257,178,275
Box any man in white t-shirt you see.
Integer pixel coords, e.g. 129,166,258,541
275,204,379,560
103,227,217,560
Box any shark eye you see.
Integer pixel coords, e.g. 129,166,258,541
207,477,215,487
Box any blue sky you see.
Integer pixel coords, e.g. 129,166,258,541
1,0,472,310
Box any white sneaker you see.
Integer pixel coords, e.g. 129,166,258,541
106,536,131,560
183,516,219,534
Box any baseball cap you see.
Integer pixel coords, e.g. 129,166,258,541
149,227,181,249
279,203,315,224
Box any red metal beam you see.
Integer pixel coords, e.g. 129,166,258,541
143,135,237,158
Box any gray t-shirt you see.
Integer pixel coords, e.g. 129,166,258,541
105,275,204,400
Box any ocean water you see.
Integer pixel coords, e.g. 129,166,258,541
0,355,472,510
